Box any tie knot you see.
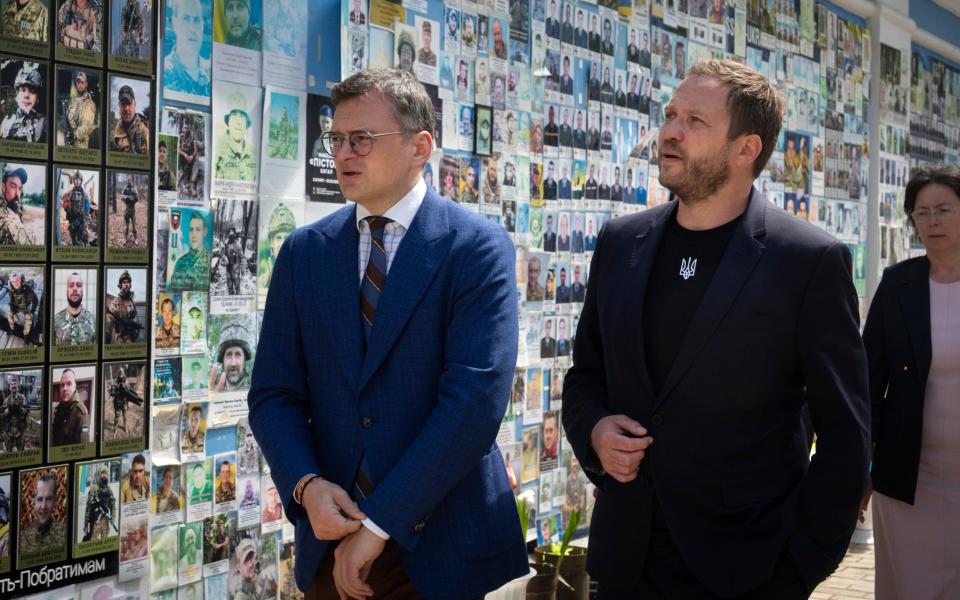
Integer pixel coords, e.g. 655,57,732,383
364,216,391,239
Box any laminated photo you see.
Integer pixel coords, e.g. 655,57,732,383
52,165,99,262
259,86,306,199
167,207,213,291
256,197,302,309
211,80,262,197
162,0,213,105
17,464,69,569
180,290,208,354
184,458,213,522
0,58,48,159
106,73,151,170
53,65,101,165
101,360,146,455
209,197,258,313
0,367,42,469
150,522,179,592
105,170,150,263
0,160,45,261
180,401,208,462
155,292,182,353
181,353,209,397
73,458,121,558
178,521,203,584
102,266,147,357
150,405,182,466
0,0,50,57
109,0,154,76
48,363,96,462
151,463,183,522
262,0,307,90
159,105,211,205
212,0,263,84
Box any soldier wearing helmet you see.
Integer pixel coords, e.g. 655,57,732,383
0,63,46,142
257,203,295,290
120,176,140,242
224,226,244,295
210,322,252,393
61,170,91,246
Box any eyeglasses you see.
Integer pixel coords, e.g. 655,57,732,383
912,206,960,222
319,129,418,157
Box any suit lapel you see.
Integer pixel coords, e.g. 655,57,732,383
358,191,453,391
897,257,932,391
312,207,363,396
655,190,766,407
623,204,676,401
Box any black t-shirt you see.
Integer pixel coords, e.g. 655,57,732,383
643,211,741,396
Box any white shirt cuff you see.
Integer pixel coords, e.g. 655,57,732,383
362,518,390,540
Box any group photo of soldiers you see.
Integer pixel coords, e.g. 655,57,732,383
105,170,147,249
210,198,257,298
101,361,144,442
54,166,99,246
0,369,41,458
0,58,47,146
0,266,44,348
0,162,45,251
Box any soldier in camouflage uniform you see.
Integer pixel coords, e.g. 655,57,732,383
83,469,115,541
223,0,261,50
64,70,98,148
163,0,210,96
0,63,46,142
0,0,48,42
109,367,131,432
53,271,96,346
211,323,251,393
2,375,29,451
6,271,38,337
118,0,144,58
177,120,201,197
110,85,149,154
106,270,141,343
57,0,101,51
182,404,205,454
257,203,295,290
157,140,174,190
1,167,36,245
120,177,139,241
154,297,180,348
215,460,235,503
215,107,257,182
20,475,67,557
170,212,210,290
236,429,259,473
61,171,91,245
51,368,87,445
224,228,244,295
120,453,148,502
229,537,267,600
310,104,333,158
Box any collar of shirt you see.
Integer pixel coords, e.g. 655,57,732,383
354,178,426,233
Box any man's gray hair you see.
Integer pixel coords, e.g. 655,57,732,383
331,68,435,139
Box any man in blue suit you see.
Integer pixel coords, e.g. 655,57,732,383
248,69,527,599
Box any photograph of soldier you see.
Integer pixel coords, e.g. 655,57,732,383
49,364,95,451
53,166,98,249
178,521,203,582
111,0,152,65
162,0,212,102
0,59,46,148
154,293,181,350
308,99,332,158
159,106,207,201
107,75,150,165
74,459,119,555
179,290,206,353
262,0,301,59
278,541,299,600
214,454,235,504
255,198,298,306
203,512,233,566
0,0,49,49
101,361,144,444
17,465,68,568
53,67,100,163
229,533,277,600
180,401,206,457
213,85,259,187
0,162,45,256
153,358,181,405
119,516,147,561
236,475,258,527
0,368,41,464
214,0,260,50
150,404,180,459
259,476,280,525
210,197,257,298
151,464,181,513
103,267,145,347
182,354,208,396
167,207,212,290
156,134,177,191
55,0,102,58
106,170,148,254
266,91,297,160
0,266,43,350
186,458,211,505
0,472,8,571
235,419,259,474
119,451,148,502
149,522,178,593
51,267,97,348
207,314,255,393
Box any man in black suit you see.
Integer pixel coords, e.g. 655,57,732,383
542,214,557,251
556,268,570,304
610,166,623,203
588,14,601,53
559,164,572,199
640,31,651,67
588,62,601,102
570,264,586,302
544,106,559,148
574,9,588,48
560,56,574,96
561,3,573,44
583,218,597,251
546,0,560,38
573,110,586,150
559,108,573,146
543,161,558,201
597,165,611,199
562,59,869,599
614,74,627,109
628,28,640,64
584,165,598,200
600,68,614,105
601,18,614,55
627,73,641,112
540,318,557,358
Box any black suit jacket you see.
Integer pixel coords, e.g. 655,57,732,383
862,256,931,505
562,191,869,596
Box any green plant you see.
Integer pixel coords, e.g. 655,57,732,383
516,495,529,539
550,509,581,572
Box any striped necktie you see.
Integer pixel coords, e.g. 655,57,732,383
360,216,391,343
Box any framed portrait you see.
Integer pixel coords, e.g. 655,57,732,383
52,165,100,262
0,0,50,57
73,457,121,558
17,464,69,569
106,73,151,169
0,367,42,468
0,160,46,261
105,170,149,263
48,363,97,461
54,0,104,66
53,66,102,165
100,360,146,454
109,0,154,76
0,56,48,158
49,266,99,361
475,104,492,156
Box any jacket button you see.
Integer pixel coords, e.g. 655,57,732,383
414,519,426,532
652,414,663,426
361,416,373,428
902,365,909,372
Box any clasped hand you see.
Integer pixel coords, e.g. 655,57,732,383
591,414,654,482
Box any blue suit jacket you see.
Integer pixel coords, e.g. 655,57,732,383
248,189,528,599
